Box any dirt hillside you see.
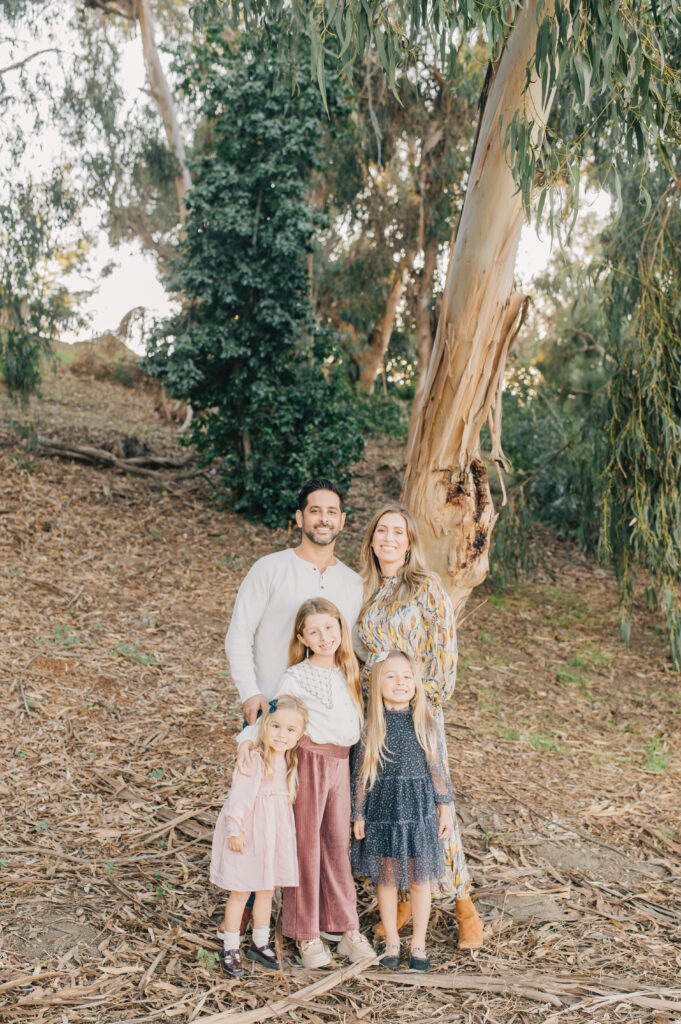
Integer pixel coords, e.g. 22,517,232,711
1,366,680,1023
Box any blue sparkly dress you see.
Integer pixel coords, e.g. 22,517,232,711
351,710,454,889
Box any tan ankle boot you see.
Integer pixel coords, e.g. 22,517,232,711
455,896,483,949
372,900,412,937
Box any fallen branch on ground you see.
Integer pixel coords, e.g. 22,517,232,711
31,438,196,477
191,956,379,1024
366,971,681,1013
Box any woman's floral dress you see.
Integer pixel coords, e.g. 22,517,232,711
358,574,471,899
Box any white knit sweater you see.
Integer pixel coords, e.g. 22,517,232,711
238,660,362,747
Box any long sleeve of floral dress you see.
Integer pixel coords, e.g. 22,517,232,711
416,577,458,704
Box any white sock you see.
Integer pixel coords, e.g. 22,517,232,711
223,931,240,950
252,925,270,948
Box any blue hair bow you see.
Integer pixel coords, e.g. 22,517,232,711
268,699,278,713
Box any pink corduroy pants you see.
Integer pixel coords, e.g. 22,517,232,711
282,737,359,941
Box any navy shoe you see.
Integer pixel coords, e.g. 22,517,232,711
220,947,244,977
381,943,401,970
245,941,279,970
408,947,430,971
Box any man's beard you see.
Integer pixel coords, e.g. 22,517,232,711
303,525,340,547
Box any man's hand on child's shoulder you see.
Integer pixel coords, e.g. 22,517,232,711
242,693,267,725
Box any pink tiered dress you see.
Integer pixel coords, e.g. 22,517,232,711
210,751,299,892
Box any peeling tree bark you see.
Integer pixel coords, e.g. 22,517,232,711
358,268,406,393
402,0,555,614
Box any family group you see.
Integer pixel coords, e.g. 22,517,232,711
209,478,483,977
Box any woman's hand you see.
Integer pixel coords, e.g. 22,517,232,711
437,803,452,839
228,832,246,853
353,819,366,840
236,741,255,775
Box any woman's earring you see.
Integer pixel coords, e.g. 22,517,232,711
306,646,310,659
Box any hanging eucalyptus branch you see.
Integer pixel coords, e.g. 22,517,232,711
195,0,681,234
601,176,681,668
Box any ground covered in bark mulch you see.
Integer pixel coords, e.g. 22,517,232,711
1,368,680,1024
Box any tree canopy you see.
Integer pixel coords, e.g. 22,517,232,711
207,0,680,211
0,173,85,404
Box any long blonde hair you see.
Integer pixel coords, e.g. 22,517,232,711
359,504,437,611
360,650,439,791
254,694,308,802
288,598,363,719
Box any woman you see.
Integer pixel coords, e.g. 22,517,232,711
357,503,483,949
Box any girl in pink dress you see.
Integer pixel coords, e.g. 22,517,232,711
211,694,308,977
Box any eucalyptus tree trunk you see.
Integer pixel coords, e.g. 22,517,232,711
402,0,550,614
408,236,439,438
83,0,192,224
136,0,192,223
358,268,406,393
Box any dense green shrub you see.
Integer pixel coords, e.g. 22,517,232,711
357,392,410,442
143,33,364,526
489,160,681,668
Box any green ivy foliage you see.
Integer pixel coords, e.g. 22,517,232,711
143,31,365,526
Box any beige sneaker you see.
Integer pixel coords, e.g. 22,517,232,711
336,930,376,963
297,937,333,968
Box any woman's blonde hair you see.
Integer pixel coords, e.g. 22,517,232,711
288,598,363,719
254,694,308,802
360,649,439,791
359,504,437,611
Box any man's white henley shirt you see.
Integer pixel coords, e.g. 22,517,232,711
225,548,363,703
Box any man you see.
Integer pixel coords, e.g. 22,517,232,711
225,477,363,724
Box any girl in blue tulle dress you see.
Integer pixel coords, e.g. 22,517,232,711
351,649,454,971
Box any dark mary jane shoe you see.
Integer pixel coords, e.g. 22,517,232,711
381,944,401,970
220,947,244,977
245,941,280,970
408,948,430,972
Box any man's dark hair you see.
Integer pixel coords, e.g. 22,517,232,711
297,478,344,512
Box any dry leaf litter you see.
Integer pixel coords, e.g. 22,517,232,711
1,368,680,1024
